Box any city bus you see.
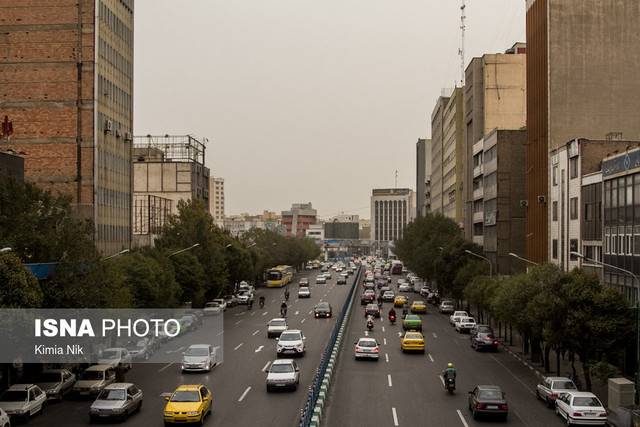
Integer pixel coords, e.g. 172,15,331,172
266,265,294,288
391,260,403,275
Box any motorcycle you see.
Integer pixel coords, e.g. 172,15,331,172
388,314,396,325
366,319,374,331
445,377,456,394
280,306,288,317
284,291,290,302
259,298,265,309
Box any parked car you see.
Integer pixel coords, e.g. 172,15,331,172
354,337,380,360
468,385,509,421
314,302,332,318
455,317,477,333
204,301,223,315
0,384,46,421
36,368,76,400
449,311,469,326
439,301,455,314
298,287,311,298
236,291,254,305
181,344,219,372
0,408,9,427
223,294,238,307
470,325,499,352
536,377,577,407
211,298,227,311
555,391,607,426
266,359,300,392
98,348,132,370
364,304,381,318
267,318,288,338
276,330,306,357
73,365,117,397
89,383,143,423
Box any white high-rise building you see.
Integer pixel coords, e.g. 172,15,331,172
370,188,416,243
210,177,225,227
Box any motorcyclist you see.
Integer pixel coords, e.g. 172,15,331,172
402,303,409,319
280,301,288,317
284,288,290,301
247,298,253,310
366,315,374,330
259,295,265,308
442,362,457,383
388,307,397,322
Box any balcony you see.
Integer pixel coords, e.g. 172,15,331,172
472,139,484,156
472,211,484,223
472,235,484,246
473,187,484,200
473,164,483,178
484,158,498,174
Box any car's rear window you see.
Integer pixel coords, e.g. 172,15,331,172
478,390,502,400
573,396,601,407
358,340,377,347
553,380,576,390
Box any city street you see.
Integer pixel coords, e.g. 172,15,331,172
324,275,565,427
26,269,354,426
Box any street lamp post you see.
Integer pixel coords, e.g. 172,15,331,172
168,243,200,258
0,247,12,253
571,251,640,401
464,249,493,277
102,249,130,261
508,252,539,266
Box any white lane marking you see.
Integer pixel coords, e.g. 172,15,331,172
262,311,268,316
158,362,174,373
238,386,251,402
432,332,438,338
392,407,399,426
428,354,434,363
439,375,445,386
489,355,536,396
216,331,224,337
383,338,387,345
255,345,264,353
301,318,306,323
261,361,271,372
234,343,243,351
382,326,385,332
250,312,256,316
252,330,260,336
385,353,389,363
456,409,469,427
235,312,245,317
387,374,393,387
295,310,299,315
235,320,243,325
308,310,313,315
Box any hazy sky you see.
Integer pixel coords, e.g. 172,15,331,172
134,0,525,219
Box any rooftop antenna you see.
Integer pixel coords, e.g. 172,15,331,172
458,0,466,87
394,170,398,188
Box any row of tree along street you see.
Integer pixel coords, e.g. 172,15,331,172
394,212,633,391
0,176,320,309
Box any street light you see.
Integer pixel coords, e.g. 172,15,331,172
0,247,12,253
509,252,539,266
247,243,257,248
168,243,200,257
103,249,130,261
571,250,640,401
225,243,233,249
464,249,493,277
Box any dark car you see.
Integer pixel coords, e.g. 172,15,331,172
468,385,508,420
363,281,376,291
364,304,381,318
314,302,333,318
360,290,376,305
470,325,499,352
375,279,387,289
223,295,238,307
337,276,347,285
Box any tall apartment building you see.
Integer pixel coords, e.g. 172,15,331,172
1,0,135,254
209,177,225,227
282,203,317,238
430,96,450,215
526,0,640,263
416,138,432,217
370,188,416,243
441,88,465,227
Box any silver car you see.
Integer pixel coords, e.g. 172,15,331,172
36,368,76,400
267,318,288,338
181,344,218,372
89,383,143,422
266,359,300,392
0,384,46,421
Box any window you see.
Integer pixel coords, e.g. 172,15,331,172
570,240,578,260
569,157,578,179
552,239,558,259
552,166,558,186
584,202,592,221
552,201,558,221
570,197,578,220
612,233,618,255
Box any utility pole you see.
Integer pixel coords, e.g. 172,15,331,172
458,0,467,87
394,170,398,188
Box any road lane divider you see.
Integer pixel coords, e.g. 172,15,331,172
385,353,389,363
428,354,434,363
252,330,260,336
234,343,243,351
238,386,251,402
262,311,268,316
456,409,469,427
392,407,399,426
262,361,271,372
255,345,264,353
387,374,393,387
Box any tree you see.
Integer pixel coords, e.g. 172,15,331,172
434,237,484,301
0,253,43,307
170,252,207,307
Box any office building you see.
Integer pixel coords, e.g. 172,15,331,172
416,138,432,217
305,223,325,243
1,0,135,254
441,88,465,227
371,188,416,243
430,95,450,215
209,177,225,227
526,0,640,263
282,203,317,238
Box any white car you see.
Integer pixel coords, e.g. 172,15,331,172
454,317,477,333
555,391,607,426
299,278,309,287
0,408,9,427
298,287,311,298
236,291,253,305
316,275,327,284
36,368,76,400
449,311,469,326
98,348,133,370
354,337,380,360
266,359,300,392
203,301,223,315
181,344,219,372
267,318,288,338
324,272,332,279
212,298,227,311
0,384,46,421
276,329,306,357
398,283,411,292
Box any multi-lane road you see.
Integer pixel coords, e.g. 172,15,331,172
27,268,355,426
324,274,565,427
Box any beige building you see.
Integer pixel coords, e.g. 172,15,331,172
440,88,465,227
464,43,527,242
209,177,225,227
429,96,450,214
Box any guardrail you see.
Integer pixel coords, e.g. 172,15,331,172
298,265,362,427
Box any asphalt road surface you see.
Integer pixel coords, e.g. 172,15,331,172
26,268,355,426
323,275,566,427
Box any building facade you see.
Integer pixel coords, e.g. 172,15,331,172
0,151,24,181
282,203,317,238
1,0,135,254
430,96,450,214
416,138,432,217
209,177,225,227
441,88,465,227
464,44,527,242
305,223,325,243
370,188,415,243
526,0,640,263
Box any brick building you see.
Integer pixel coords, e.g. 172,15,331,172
282,203,317,238
0,0,134,254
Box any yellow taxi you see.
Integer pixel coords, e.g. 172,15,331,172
394,295,408,308
163,384,212,425
401,331,426,353
410,300,427,314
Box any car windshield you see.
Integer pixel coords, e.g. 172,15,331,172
270,320,286,327
405,315,419,321
97,389,125,401
101,350,120,359
479,389,503,400
171,391,200,402
358,340,376,347
267,272,282,280
573,396,602,407
270,364,294,373
80,371,104,381
205,302,219,308
477,326,492,333
185,347,209,357
0,390,27,402
39,373,61,382
405,333,421,340
463,318,475,323
553,380,576,390
280,332,301,341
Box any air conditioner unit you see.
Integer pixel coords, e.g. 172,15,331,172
520,200,528,207
537,195,547,204
104,119,113,133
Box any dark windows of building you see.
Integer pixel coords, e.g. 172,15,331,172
569,239,578,260
552,239,558,259
552,165,558,186
552,201,558,221
569,157,578,179
570,197,578,220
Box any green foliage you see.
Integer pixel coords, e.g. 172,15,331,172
170,252,207,306
0,253,43,307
